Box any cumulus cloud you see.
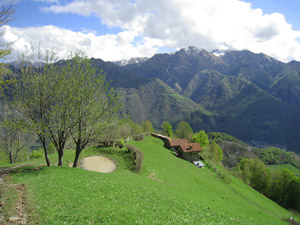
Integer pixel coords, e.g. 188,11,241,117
40,0,300,62
1,25,157,61
4,0,300,62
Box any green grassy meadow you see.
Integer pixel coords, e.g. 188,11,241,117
2,136,299,224
268,163,300,175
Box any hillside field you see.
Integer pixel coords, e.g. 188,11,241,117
1,136,299,224
268,164,300,175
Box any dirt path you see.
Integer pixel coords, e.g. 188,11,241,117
81,156,116,173
0,166,30,225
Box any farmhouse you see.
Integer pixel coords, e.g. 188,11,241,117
151,133,203,162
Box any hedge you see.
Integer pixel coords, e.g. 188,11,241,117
126,144,144,173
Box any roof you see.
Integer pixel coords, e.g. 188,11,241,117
151,133,169,141
178,143,202,153
168,139,188,147
151,133,203,153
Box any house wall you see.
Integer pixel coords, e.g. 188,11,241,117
182,152,200,162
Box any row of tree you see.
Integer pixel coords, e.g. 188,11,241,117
1,51,122,167
234,158,300,212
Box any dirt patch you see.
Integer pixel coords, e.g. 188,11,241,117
77,156,116,173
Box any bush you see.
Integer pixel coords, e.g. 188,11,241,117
126,144,144,172
29,150,44,159
133,133,146,141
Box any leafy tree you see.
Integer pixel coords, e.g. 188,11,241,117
161,121,173,137
234,158,300,212
0,1,14,81
8,50,58,166
67,53,122,167
175,121,193,139
208,141,223,162
239,158,251,184
192,130,209,150
249,159,270,194
142,120,154,133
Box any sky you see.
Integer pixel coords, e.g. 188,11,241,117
2,0,300,62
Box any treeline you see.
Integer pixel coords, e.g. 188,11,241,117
258,147,300,170
233,158,300,212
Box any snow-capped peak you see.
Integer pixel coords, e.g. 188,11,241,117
114,57,148,66
211,49,230,57
181,46,204,55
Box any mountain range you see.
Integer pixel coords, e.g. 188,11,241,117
7,46,300,154
89,46,300,153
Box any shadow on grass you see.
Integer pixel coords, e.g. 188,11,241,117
0,165,46,178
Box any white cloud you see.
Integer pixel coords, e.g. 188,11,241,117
3,0,300,62
40,0,300,62
1,25,158,61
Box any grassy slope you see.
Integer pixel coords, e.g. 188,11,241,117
269,164,300,175
6,137,298,224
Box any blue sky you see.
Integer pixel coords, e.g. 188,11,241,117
3,0,300,62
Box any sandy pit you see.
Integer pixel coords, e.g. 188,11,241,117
81,156,116,173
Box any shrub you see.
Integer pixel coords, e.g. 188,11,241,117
126,144,144,172
133,133,146,141
29,150,44,159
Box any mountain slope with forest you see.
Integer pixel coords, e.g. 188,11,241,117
6,47,300,153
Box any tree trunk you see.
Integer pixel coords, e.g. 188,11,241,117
41,141,51,167
73,137,83,168
9,151,13,164
58,150,64,166
73,148,81,168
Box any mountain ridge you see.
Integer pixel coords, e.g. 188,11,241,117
6,47,300,153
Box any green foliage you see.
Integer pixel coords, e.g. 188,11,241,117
175,121,193,139
132,133,146,141
192,130,209,150
142,120,154,133
209,141,223,162
161,121,173,137
47,142,56,154
201,141,223,163
29,150,44,159
0,150,8,164
234,158,300,212
259,147,292,165
0,2,14,80
207,132,244,144
126,144,144,172
269,164,300,176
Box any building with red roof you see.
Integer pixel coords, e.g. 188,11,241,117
151,133,203,162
